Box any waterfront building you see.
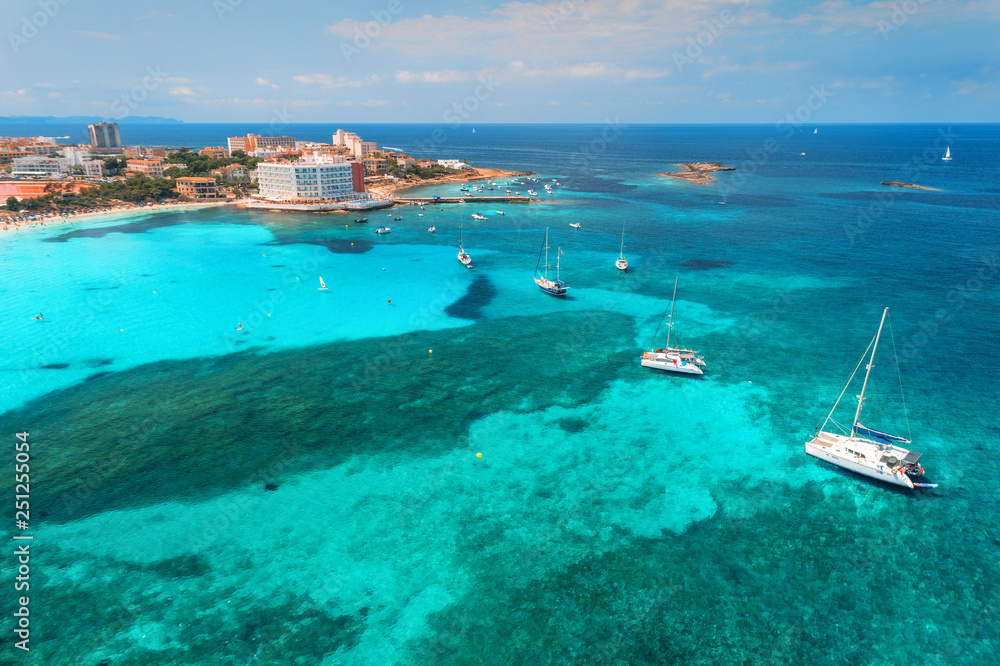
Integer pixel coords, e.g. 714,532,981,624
11,156,70,176
175,176,221,200
126,158,165,179
255,152,366,203
437,159,471,169
88,122,122,148
61,146,92,166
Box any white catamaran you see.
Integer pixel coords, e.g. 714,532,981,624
805,307,934,489
640,278,705,374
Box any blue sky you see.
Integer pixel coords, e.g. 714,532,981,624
1,0,997,123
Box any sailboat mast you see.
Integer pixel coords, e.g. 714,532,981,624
619,221,626,258
556,247,561,281
852,307,889,434
665,278,678,349
544,228,550,279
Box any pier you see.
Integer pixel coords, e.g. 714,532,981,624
393,196,537,205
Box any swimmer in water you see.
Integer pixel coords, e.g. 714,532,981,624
32,312,44,320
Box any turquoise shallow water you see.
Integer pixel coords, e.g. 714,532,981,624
1,124,998,664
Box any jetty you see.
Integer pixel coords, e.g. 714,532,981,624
394,196,537,205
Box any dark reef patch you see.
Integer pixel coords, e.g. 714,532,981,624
266,238,374,254
40,363,70,370
44,216,185,243
682,259,735,271
0,312,634,524
445,275,497,320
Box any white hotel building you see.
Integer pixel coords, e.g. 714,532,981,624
251,153,375,210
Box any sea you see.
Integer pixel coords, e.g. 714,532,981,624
1,123,998,665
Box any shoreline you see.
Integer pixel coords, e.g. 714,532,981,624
658,162,735,185
368,167,535,199
0,200,237,233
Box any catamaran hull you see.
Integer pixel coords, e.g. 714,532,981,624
640,357,704,375
805,440,914,488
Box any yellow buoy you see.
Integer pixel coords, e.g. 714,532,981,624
267,313,271,317
263,254,266,256
120,329,124,332
476,452,482,458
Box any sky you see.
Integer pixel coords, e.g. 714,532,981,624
1,0,998,124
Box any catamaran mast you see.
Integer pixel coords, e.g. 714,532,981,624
852,307,889,435
665,277,678,349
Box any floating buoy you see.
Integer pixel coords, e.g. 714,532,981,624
387,299,391,304
351,243,354,246
476,452,482,458
428,349,433,354
253,216,257,219
267,313,271,317
120,329,124,332
153,291,156,294
382,268,385,271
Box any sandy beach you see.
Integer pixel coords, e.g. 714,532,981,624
0,199,238,233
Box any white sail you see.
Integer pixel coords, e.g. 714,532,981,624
943,147,952,160
318,276,328,290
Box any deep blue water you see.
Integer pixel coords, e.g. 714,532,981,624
0,124,998,665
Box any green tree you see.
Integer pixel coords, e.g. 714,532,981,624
6,196,19,211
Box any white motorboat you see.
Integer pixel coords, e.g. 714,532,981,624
569,222,581,229
640,278,705,375
472,213,487,221
805,307,934,489
375,227,391,234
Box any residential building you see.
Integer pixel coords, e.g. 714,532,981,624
19,144,60,155
362,156,387,175
61,146,92,165
83,160,104,178
255,153,365,202
211,164,246,181
126,158,165,179
437,159,471,170
227,134,296,155
11,156,69,176
175,177,220,200
200,146,228,159
88,122,122,148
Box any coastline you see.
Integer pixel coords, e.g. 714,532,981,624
0,199,237,233
369,167,535,199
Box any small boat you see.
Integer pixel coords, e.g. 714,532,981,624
640,279,705,375
805,307,930,489
527,190,537,196
495,211,505,216
458,219,472,266
460,187,470,192
376,227,391,234
428,226,435,232
318,276,329,291
355,217,368,223
814,128,818,134
394,217,402,221
534,228,567,297
569,222,581,229
458,198,466,203
615,221,628,271
472,213,487,221
420,205,426,210
942,147,952,161
236,323,244,332
418,213,423,217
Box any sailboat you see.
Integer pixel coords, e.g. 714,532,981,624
615,221,628,271
457,218,473,268
805,307,933,488
534,228,567,296
318,276,329,291
640,278,705,375
942,147,952,161
814,128,818,134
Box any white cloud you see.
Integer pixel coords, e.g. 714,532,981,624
294,74,380,88
256,77,279,89
363,99,389,107
76,31,122,40
395,70,469,83
169,86,197,97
